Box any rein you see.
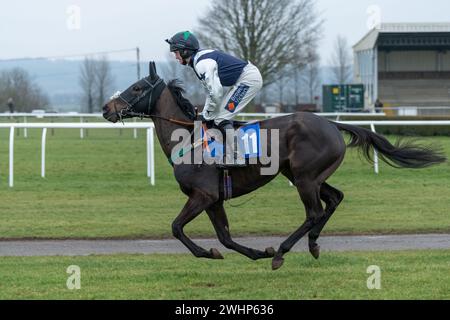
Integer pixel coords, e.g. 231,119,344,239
120,111,195,128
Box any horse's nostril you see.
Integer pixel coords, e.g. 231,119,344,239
103,105,109,112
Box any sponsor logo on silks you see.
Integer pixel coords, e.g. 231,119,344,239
225,84,249,113
227,102,236,112
237,122,261,159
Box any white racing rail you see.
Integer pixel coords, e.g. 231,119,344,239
237,112,386,121
0,120,447,187
0,123,155,188
0,112,385,139
0,113,143,139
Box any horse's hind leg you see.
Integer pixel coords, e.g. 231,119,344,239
206,202,275,260
308,183,344,259
272,179,323,270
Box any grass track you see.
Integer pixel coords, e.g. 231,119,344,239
0,250,448,299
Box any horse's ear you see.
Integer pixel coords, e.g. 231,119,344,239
149,61,158,81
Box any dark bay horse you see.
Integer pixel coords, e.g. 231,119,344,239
103,63,446,270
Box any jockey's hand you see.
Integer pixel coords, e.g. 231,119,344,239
196,114,207,122
196,115,214,129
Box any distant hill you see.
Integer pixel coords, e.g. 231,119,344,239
0,59,351,111
0,59,166,111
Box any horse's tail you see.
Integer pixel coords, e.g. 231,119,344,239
333,122,447,169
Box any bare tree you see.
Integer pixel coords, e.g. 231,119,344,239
302,58,321,103
330,35,352,84
79,57,115,113
95,56,115,109
292,66,305,106
0,68,49,112
196,0,322,86
79,57,97,113
275,67,289,106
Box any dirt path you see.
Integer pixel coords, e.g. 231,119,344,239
0,234,449,256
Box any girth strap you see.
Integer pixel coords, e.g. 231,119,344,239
223,169,232,200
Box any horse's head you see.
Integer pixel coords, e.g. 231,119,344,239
103,62,165,123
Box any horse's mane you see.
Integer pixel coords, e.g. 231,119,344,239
167,79,197,120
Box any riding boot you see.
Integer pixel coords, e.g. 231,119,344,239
218,120,246,168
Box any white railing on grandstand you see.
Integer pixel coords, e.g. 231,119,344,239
0,123,155,188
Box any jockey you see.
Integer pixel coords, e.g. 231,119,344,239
165,31,263,167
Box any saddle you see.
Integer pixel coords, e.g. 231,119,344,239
199,118,261,162
171,118,261,201
200,119,259,201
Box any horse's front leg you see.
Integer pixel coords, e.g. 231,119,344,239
206,202,275,260
172,190,224,259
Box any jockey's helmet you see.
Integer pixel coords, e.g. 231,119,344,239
165,31,199,59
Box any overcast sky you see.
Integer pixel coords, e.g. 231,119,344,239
1,0,450,63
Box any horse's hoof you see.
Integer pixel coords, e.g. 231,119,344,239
265,247,276,257
309,245,320,260
210,248,224,259
272,257,285,271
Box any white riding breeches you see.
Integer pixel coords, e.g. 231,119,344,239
208,62,263,126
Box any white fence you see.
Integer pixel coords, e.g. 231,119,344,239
0,120,448,187
0,113,143,139
0,123,155,188
0,112,385,140
0,112,386,119
237,112,386,121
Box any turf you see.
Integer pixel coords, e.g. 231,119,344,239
0,127,448,239
0,250,448,299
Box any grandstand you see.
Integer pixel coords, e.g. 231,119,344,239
353,23,450,115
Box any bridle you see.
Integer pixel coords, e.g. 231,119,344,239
113,75,195,128
116,77,164,122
